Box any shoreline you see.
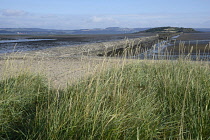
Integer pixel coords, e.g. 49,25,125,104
1,32,210,88
0,33,154,54
0,34,159,59
0,34,161,88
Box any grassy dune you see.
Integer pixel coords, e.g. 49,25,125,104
0,58,209,139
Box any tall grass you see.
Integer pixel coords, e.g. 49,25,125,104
0,73,49,139
0,58,209,139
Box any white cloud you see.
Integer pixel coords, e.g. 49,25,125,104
0,9,28,16
41,14,58,19
0,11,209,29
91,16,115,23
113,14,170,19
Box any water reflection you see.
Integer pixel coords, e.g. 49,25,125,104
0,39,56,43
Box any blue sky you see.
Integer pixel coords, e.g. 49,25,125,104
1,0,210,29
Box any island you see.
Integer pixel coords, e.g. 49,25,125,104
141,26,197,33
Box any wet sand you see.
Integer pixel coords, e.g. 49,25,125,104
0,34,158,58
0,33,155,53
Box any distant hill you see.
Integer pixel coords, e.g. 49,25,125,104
70,27,148,34
0,27,149,35
139,27,197,33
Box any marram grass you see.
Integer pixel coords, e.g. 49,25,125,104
0,60,209,139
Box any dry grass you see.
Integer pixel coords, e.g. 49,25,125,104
0,54,138,88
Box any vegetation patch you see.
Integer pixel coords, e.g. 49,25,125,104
142,27,197,33
0,60,209,139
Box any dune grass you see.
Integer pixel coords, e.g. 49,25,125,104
0,58,210,139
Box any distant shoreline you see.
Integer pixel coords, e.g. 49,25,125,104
1,32,210,61
0,33,155,54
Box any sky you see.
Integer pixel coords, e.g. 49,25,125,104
1,0,210,30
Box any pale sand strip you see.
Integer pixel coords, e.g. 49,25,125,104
0,55,138,89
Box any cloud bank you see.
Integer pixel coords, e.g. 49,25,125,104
0,9,209,29
1,9,28,17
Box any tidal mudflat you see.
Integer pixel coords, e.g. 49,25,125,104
0,33,154,54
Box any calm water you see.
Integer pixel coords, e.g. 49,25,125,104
0,38,76,53
0,39,56,43
0,35,146,54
